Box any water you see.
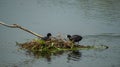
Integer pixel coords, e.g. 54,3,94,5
0,0,120,67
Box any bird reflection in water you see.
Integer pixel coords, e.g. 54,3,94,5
67,50,82,62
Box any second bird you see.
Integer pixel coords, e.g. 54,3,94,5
67,34,82,44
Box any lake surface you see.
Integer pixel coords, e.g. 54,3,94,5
0,0,120,67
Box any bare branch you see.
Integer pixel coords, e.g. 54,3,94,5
0,21,43,38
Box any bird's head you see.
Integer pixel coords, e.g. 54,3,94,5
47,33,52,37
67,35,71,39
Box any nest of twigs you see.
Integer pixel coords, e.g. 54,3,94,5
16,36,109,59
17,38,92,51
17,37,93,58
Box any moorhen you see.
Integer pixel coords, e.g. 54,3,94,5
67,34,82,44
42,33,52,41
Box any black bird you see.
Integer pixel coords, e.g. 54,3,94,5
67,34,82,44
42,33,52,41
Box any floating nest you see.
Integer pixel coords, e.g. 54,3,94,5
17,38,92,51
17,37,108,59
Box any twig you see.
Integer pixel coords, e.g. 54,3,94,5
0,21,43,38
